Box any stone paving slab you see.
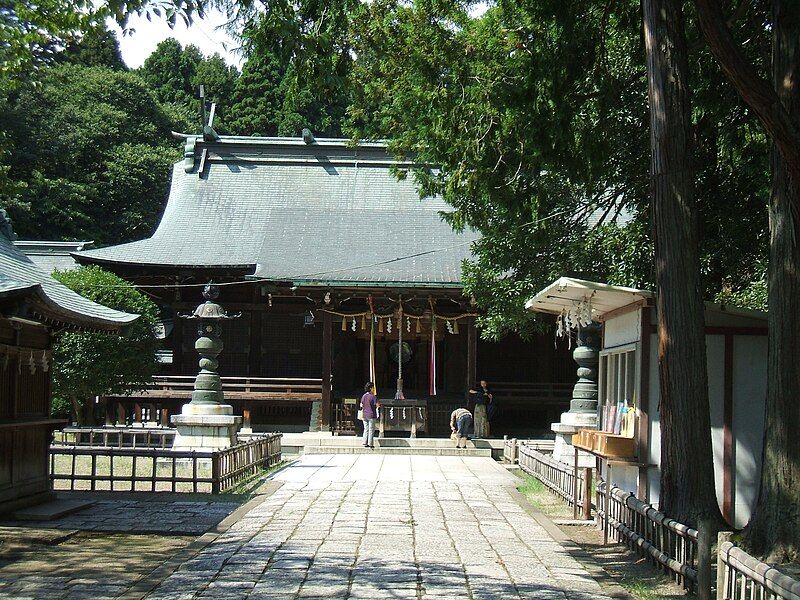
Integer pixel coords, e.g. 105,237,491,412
146,455,615,599
0,498,240,535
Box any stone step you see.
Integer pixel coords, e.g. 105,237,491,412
303,446,492,457
14,499,95,521
281,435,502,449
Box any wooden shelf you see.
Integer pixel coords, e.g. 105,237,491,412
572,429,636,460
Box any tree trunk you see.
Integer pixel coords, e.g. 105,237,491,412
643,0,723,526
69,395,82,426
746,1,800,562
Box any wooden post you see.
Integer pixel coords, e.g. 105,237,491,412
697,518,714,600
104,399,114,426
582,467,592,520
321,310,332,431
603,475,610,545
160,408,169,427
466,318,477,390
134,403,142,424
243,408,251,431
716,531,733,600
573,446,580,520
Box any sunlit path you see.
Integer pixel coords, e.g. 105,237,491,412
145,455,612,599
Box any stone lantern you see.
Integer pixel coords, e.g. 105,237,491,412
171,284,242,451
551,323,600,467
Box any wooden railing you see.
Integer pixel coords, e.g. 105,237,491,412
517,442,592,518
717,539,800,600
503,437,519,463
491,382,573,401
215,434,281,492
49,433,281,494
107,376,323,401
597,481,698,591
55,427,176,448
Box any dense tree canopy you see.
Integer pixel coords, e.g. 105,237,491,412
2,63,186,244
51,266,160,425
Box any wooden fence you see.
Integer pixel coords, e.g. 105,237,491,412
503,437,519,463
50,433,281,494
717,539,800,600
517,443,592,519
55,427,176,448
597,480,698,591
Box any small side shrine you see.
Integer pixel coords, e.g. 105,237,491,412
0,213,137,512
527,277,768,528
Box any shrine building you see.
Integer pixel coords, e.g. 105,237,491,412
75,133,574,436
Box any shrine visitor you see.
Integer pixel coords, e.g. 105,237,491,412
469,380,493,438
450,407,473,448
360,382,378,448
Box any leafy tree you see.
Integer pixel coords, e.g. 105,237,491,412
51,266,159,425
58,25,127,70
139,38,204,107
693,0,800,561
3,64,183,244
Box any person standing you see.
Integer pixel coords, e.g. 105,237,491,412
469,379,492,438
360,382,378,448
450,407,473,448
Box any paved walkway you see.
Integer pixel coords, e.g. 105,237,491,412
147,455,613,599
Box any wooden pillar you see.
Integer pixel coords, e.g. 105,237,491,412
134,403,142,424
466,318,477,391
172,315,184,374
249,310,263,376
321,311,332,431
637,307,651,500
160,408,169,427
722,334,734,524
104,399,114,426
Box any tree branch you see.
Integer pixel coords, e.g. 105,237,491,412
692,0,800,187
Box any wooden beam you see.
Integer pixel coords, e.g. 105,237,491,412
637,306,651,500
722,334,734,524
321,310,332,431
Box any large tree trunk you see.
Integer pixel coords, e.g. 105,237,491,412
643,0,723,527
747,1,800,562
693,0,800,561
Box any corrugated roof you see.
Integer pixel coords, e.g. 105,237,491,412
76,136,477,287
0,226,137,330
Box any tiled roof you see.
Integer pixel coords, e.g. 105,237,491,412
76,136,478,287
0,224,137,330
14,240,89,273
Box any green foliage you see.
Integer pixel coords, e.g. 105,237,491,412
3,64,181,244
345,0,770,338
58,25,127,69
50,266,159,422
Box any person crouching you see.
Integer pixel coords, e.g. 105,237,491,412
450,407,472,448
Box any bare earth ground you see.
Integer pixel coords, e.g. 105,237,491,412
515,470,694,600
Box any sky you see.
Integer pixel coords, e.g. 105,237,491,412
106,8,244,70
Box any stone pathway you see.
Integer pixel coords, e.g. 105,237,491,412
2,498,240,535
148,455,613,599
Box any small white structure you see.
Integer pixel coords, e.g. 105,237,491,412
527,277,767,528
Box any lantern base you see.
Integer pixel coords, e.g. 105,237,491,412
171,403,242,451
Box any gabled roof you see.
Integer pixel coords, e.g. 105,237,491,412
75,136,478,288
0,222,137,331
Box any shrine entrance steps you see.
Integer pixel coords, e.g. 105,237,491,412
281,433,503,458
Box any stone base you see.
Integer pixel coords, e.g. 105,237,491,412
551,411,597,468
171,404,242,451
